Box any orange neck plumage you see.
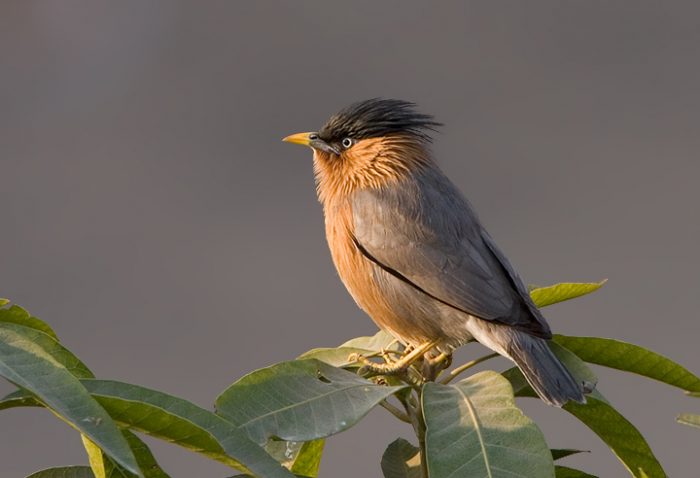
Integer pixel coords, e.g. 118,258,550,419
312,135,431,206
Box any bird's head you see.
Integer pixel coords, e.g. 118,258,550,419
283,98,441,203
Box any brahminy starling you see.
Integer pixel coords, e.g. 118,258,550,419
283,98,586,406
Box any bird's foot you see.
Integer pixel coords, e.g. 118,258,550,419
350,341,438,376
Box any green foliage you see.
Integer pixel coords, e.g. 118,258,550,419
82,379,293,478
26,468,95,478
529,281,606,308
422,371,554,478
216,359,406,444
1,281,698,478
381,438,421,478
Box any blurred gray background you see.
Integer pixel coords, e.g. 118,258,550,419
1,2,698,476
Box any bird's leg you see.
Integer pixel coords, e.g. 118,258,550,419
355,341,438,375
421,351,452,382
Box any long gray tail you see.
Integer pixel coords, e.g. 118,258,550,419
507,333,586,407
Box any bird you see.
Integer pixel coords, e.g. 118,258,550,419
283,98,586,406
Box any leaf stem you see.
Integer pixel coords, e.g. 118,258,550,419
379,399,411,423
439,353,499,385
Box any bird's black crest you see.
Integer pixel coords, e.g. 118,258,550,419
319,98,441,143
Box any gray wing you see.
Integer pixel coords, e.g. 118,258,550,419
351,168,551,338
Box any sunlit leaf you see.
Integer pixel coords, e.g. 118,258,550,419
290,440,324,477
677,413,700,428
216,359,406,445
0,302,58,340
81,379,293,478
0,326,138,475
0,323,93,378
381,438,421,478
82,430,171,478
340,330,399,352
423,371,555,478
554,335,700,393
529,281,606,308
297,347,370,368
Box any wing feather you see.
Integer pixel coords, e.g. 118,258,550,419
351,168,551,337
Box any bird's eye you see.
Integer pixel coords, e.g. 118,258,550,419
341,137,353,149
309,133,319,140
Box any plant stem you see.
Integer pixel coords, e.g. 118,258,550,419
439,352,499,384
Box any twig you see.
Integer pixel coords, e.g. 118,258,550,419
439,352,499,384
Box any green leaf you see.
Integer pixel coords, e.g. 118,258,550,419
551,449,588,461
529,281,606,308
216,359,406,445
555,466,598,477
0,388,42,411
26,467,95,478
677,413,700,428
0,327,139,475
82,431,171,478
340,330,399,351
81,379,293,478
380,438,421,478
564,398,664,478
83,434,128,478
289,440,324,477
297,347,370,368
0,323,93,378
422,371,555,478
262,439,324,476
0,302,59,340
503,344,664,478
553,335,700,393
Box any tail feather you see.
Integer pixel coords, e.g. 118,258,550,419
507,333,586,407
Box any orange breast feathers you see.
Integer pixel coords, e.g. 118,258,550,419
323,198,399,333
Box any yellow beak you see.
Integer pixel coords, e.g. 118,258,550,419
282,132,314,147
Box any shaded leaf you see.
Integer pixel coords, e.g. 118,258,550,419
423,371,555,478
81,379,293,478
381,438,421,478
0,327,138,475
26,467,95,478
216,359,406,445
555,466,598,478
0,302,58,340
529,281,606,308
551,449,588,461
554,335,700,393
677,413,700,428
0,388,42,411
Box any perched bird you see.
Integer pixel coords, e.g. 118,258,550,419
283,98,585,406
